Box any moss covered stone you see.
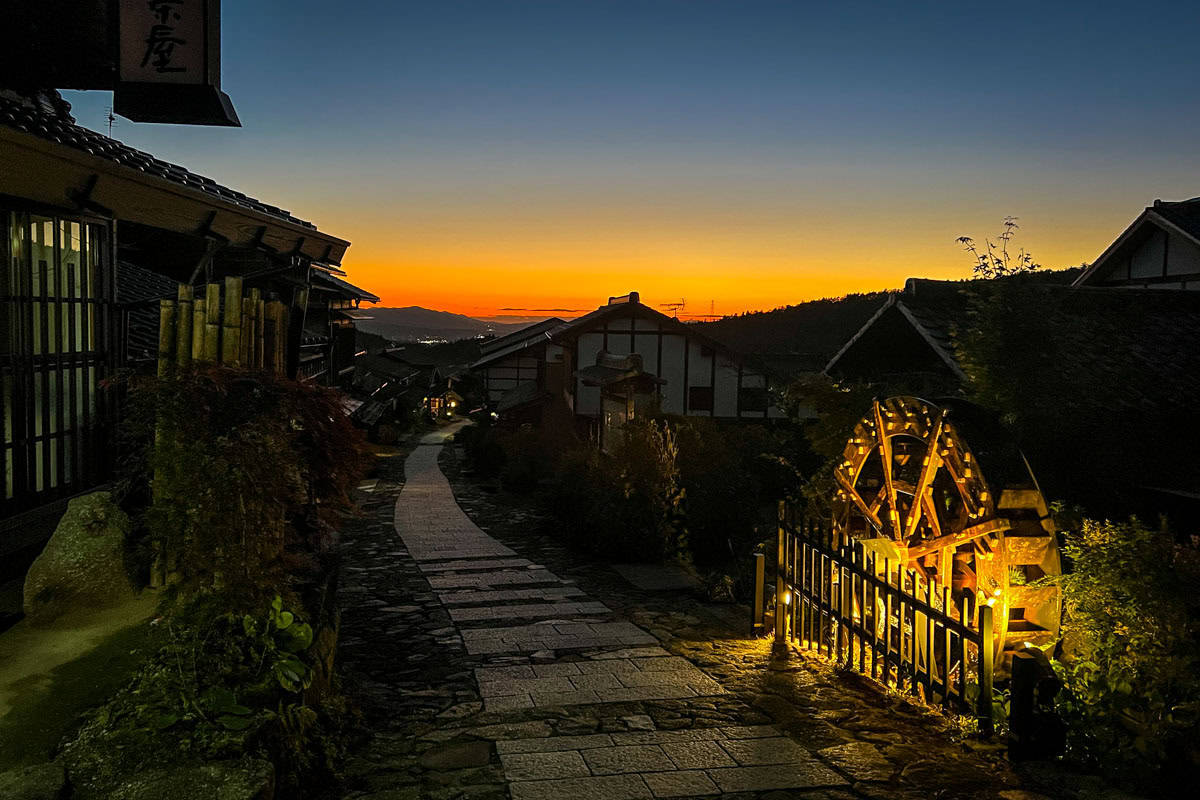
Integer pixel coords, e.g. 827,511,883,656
23,492,134,620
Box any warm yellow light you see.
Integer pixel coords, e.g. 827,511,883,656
993,588,1002,597
986,597,997,607
783,591,791,605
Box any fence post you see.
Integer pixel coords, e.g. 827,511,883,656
175,285,193,368
978,602,996,736
203,283,221,363
157,299,176,377
752,551,765,635
775,500,786,643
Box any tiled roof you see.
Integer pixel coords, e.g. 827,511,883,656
1149,198,1200,242
479,318,565,356
116,260,181,364
828,270,1083,377
472,318,567,369
0,89,316,230
310,270,380,303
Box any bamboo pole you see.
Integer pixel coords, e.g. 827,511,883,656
203,283,221,363
255,297,265,369
239,297,252,367
245,288,261,368
157,300,176,378
175,285,193,368
221,276,243,366
266,300,288,375
191,297,207,361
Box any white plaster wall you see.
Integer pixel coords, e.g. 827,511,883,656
576,331,604,415
713,359,739,417
659,334,686,414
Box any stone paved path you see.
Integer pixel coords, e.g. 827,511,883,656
392,429,841,797
331,426,1132,800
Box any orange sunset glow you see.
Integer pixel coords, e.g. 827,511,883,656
316,201,1124,321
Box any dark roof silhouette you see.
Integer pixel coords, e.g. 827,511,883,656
0,90,316,230
826,269,1082,378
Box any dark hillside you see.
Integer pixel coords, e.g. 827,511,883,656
696,291,891,373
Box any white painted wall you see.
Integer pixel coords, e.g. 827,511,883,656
659,334,686,414
575,331,604,415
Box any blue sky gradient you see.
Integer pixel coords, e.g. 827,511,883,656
65,1,1200,316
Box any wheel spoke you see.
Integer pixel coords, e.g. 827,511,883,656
903,410,944,540
872,400,900,535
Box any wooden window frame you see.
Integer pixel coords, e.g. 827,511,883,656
1,201,116,520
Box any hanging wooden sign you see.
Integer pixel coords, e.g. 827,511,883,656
114,0,240,126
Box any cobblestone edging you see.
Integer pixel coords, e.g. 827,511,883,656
329,425,1134,800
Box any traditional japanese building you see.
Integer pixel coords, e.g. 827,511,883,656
0,89,374,558
473,292,782,439
1073,197,1200,289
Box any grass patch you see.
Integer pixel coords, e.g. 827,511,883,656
0,620,154,771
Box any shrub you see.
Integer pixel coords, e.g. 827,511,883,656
1049,516,1200,788
61,594,345,794
117,366,369,605
672,418,793,569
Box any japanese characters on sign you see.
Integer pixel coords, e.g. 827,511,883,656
119,0,207,84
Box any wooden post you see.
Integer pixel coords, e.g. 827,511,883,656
157,300,176,378
175,285,193,368
752,551,765,634
978,601,996,736
221,276,243,366
775,500,786,643
204,283,221,363
191,297,206,362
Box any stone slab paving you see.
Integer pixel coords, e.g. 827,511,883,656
331,425,1149,800
497,725,846,799
437,586,587,605
379,426,869,798
460,620,659,655
426,569,565,590
417,557,537,573
448,600,611,623
476,655,726,711
392,431,517,562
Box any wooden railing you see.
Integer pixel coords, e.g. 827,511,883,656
775,501,995,731
156,277,289,376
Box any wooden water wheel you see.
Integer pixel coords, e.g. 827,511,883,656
831,396,1061,669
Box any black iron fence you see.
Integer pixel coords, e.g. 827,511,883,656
775,501,996,731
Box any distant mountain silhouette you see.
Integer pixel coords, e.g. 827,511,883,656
356,306,530,343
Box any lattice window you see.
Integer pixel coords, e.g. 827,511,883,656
1,211,113,515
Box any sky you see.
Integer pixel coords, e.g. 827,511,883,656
66,0,1200,321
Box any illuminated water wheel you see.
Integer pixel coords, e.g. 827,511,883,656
832,396,1062,671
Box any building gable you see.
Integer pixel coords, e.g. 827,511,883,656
1075,201,1200,289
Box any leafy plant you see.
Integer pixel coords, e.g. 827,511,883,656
956,216,1040,279
62,594,329,793
1044,517,1200,789
115,366,369,603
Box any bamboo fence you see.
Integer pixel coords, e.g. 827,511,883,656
156,277,289,376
